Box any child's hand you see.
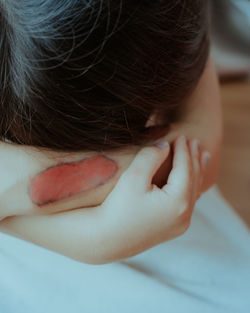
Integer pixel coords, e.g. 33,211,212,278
0,136,209,265
95,136,208,262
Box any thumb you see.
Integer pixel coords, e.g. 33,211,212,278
122,141,170,192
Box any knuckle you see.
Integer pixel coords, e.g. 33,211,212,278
176,194,193,217
180,219,191,235
176,198,188,216
172,216,191,238
184,215,192,230
178,212,192,234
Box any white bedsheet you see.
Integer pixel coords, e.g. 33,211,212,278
0,185,249,313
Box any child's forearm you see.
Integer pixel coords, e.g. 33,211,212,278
0,137,208,265
0,142,123,220
0,206,105,264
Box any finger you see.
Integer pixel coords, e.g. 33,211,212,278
198,151,211,198
189,139,201,206
162,136,191,197
122,141,170,192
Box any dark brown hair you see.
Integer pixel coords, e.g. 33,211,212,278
0,0,209,152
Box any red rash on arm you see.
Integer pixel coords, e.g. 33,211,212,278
29,156,118,206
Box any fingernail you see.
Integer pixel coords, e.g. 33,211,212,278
202,151,211,166
155,141,169,148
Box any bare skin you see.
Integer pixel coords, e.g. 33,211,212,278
29,156,118,207
0,58,222,263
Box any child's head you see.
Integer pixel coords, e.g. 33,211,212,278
0,0,209,152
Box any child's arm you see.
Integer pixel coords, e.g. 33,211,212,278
0,136,209,264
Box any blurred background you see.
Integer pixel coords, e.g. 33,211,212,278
209,0,250,227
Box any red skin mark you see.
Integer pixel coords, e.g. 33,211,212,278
29,156,118,206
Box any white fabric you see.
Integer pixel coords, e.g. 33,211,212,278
210,0,250,75
0,185,249,313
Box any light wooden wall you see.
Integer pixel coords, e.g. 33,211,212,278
217,81,250,228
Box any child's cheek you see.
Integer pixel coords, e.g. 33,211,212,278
29,156,118,206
